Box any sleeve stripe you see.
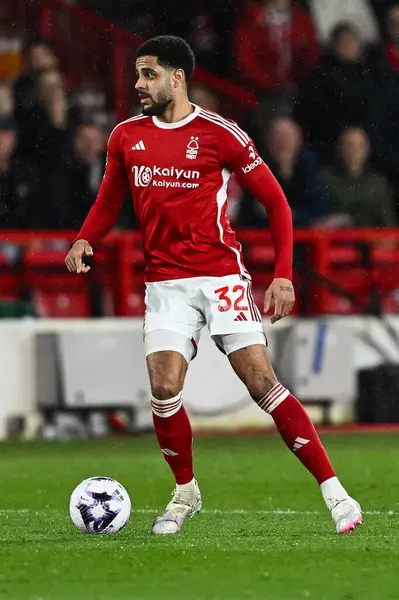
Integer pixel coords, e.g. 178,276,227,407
199,108,251,144
199,109,250,145
199,110,250,147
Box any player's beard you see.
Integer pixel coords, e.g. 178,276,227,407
141,83,173,117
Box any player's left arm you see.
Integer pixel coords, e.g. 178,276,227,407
228,141,295,323
65,126,129,274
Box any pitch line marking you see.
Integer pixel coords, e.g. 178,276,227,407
0,508,395,516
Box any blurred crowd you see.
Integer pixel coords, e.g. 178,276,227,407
1,0,399,231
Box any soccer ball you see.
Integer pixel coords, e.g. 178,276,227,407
69,476,131,534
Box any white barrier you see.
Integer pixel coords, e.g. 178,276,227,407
1,316,399,439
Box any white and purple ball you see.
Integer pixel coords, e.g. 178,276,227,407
69,476,131,534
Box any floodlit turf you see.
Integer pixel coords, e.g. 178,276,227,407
0,434,398,600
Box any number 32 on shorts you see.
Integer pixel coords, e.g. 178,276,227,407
214,285,248,312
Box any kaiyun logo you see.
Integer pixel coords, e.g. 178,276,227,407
132,165,200,187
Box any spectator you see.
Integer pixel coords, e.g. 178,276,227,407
385,4,399,71
366,69,399,207
0,118,36,228
66,121,137,230
13,38,59,123
72,79,107,126
370,0,398,24
188,1,241,72
0,83,14,118
189,83,220,112
29,119,135,230
320,127,395,226
29,121,105,230
237,116,331,227
18,70,80,165
189,2,219,70
234,0,319,95
297,22,378,158
308,0,379,44
63,122,106,228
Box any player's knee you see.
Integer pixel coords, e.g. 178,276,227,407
151,378,182,401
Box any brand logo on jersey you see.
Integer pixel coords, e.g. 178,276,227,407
133,166,153,187
132,140,145,150
132,165,200,187
248,145,256,161
186,136,199,160
242,156,263,174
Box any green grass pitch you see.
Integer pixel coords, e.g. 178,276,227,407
0,433,398,599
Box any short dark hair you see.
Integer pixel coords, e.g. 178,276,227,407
136,36,195,85
330,22,360,44
23,36,54,54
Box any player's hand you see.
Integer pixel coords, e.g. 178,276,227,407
65,239,93,274
264,278,295,324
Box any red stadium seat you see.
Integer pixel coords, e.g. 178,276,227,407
23,249,92,318
32,289,91,318
382,290,399,314
0,252,22,302
319,269,370,315
122,246,146,316
327,245,362,266
370,245,399,264
246,244,275,264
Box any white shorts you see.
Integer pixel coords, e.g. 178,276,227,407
144,274,266,361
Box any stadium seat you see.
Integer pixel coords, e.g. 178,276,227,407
327,245,362,266
124,246,146,316
32,289,91,318
319,269,371,315
23,249,92,318
246,243,275,264
0,250,23,302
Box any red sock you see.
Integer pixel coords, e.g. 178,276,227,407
151,393,194,485
258,384,335,484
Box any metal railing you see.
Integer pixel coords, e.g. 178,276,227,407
0,228,398,317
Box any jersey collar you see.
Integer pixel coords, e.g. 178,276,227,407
152,104,200,129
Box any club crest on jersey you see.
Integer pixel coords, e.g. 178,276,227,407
186,137,199,160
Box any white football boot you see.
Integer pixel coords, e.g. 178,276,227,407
331,497,363,534
152,479,202,535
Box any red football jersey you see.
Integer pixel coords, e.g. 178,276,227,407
77,105,293,282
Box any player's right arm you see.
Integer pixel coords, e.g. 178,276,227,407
65,126,129,273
